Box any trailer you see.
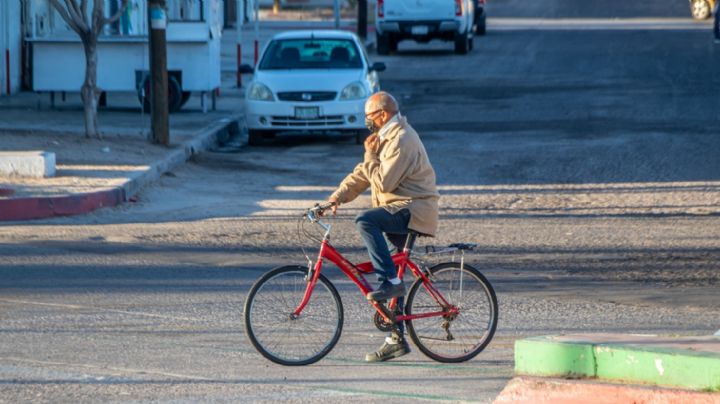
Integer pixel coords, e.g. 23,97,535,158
24,0,223,112
0,1,22,96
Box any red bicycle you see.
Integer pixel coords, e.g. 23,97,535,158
243,202,498,366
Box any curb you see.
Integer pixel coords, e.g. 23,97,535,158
0,116,241,222
514,334,720,392
494,377,720,404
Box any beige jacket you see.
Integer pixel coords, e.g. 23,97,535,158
331,116,440,236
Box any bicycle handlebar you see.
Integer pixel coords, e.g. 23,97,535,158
308,202,336,215
305,202,337,224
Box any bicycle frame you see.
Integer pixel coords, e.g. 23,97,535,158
292,217,457,325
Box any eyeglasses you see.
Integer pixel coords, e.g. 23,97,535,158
365,109,382,118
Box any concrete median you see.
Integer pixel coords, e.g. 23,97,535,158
494,333,720,403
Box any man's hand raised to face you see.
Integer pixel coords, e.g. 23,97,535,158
364,133,379,154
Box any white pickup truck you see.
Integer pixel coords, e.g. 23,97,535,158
375,0,483,55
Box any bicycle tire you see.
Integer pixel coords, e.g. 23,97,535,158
405,262,498,363
244,265,344,366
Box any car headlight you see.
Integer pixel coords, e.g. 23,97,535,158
339,82,368,100
248,82,274,101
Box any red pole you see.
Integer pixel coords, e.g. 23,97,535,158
5,49,10,95
254,40,259,65
236,43,242,87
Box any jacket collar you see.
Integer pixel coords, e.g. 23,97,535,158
379,114,406,143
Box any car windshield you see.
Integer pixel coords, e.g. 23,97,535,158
259,38,364,70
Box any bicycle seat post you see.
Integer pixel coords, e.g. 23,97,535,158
403,232,418,256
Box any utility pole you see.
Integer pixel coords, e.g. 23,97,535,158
333,0,340,29
357,0,367,41
237,0,244,87
148,0,169,145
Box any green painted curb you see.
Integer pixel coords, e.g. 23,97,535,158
515,338,596,377
515,336,720,392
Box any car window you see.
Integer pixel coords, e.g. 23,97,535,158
259,38,364,70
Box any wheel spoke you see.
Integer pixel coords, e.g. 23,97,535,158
406,264,497,362
245,267,343,365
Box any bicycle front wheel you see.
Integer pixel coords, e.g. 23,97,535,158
406,262,498,363
244,265,344,365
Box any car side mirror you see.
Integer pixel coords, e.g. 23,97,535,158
370,62,386,72
239,64,254,74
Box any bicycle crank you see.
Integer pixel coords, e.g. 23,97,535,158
373,311,394,332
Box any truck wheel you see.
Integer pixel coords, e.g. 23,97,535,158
691,0,712,19
476,14,487,35
377,33,391,55
389,37,398,52
454,32,469,54
139,76,184,113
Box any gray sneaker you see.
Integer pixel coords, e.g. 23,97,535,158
366,281,405,301
365,337,411,362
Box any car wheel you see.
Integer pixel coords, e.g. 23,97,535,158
377,33,391,55
691,0,712,19
454,32,469,55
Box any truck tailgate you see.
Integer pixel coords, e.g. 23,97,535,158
384,0,456,21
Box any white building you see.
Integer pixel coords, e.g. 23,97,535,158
2,0,224,112
0,1,23,95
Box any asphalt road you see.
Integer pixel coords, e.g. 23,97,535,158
2,1,720,402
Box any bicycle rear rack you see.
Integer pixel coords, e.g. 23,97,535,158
415,243,477,258
412,243,477,274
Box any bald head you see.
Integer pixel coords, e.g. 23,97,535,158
365,91,399,116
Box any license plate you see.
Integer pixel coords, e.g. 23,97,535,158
295,107,319,119
411,25,429,35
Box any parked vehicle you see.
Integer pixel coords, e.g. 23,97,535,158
240,30,385,145
690,0,716,20
25,0,222,113
474,0,487,35
375,0,476,55
715,0,720,40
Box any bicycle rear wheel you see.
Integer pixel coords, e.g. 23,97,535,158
244,265,343,365
405,262,498,363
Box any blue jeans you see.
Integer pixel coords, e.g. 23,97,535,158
355,207,411,282
356,207,411,337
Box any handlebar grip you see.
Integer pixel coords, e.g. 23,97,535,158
307,201,337,217
317,201,336,210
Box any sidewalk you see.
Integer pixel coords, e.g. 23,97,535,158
0,13,368,221
0,103,240,221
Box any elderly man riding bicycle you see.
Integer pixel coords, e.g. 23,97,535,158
329,91,440,362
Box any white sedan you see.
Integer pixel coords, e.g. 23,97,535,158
240,30,386,145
